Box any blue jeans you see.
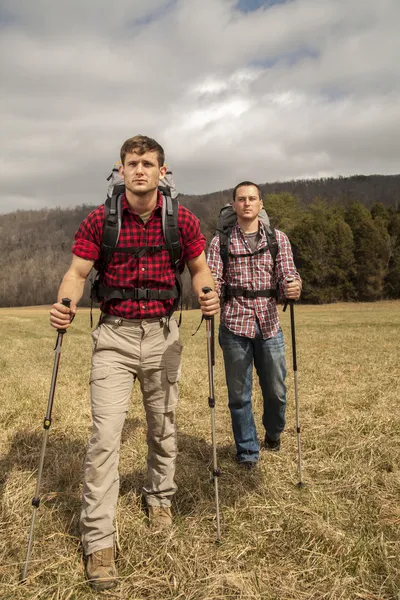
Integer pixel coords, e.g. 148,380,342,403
219,323,287,463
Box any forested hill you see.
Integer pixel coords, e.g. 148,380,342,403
1,174,399,307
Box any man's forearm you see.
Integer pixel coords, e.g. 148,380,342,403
191,268,215,297
57,269,87,307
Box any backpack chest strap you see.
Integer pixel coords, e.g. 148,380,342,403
229,245,269,259
105,244,168,258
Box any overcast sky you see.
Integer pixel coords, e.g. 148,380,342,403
1,0,399,213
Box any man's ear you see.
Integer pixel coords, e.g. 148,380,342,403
159,164,167,178
118,163,125,178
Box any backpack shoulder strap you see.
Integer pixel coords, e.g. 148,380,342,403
162,194,181,266
161,193,182,323
219,227,232,275
101,189,123,266
263,225,278,267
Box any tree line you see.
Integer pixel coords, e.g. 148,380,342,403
264,194,400,303
1,175,399,308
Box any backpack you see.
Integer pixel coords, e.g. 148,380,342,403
215,203,279,300
90,167,182,321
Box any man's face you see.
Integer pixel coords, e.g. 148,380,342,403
232,185,263,220
119,150,166,196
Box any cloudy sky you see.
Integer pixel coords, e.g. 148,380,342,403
1,0,399,213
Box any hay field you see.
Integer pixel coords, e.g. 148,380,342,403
0,302,399,600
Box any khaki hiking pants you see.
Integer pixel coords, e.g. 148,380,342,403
80,315,182,556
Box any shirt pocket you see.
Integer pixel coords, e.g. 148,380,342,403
228,255,252,286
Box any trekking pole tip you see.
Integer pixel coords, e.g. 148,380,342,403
296,481,305,489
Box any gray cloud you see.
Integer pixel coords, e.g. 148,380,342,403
1,0,399,213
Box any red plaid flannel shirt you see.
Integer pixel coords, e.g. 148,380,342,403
207,222,301,339
72,192,205,318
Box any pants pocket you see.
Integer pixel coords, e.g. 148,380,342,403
91,324,104,351
164,320,183,384
164,341,183,383
89,365,110,385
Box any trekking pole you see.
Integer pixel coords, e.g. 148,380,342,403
202,286,221,543
283,282,304,488
21,298,72,582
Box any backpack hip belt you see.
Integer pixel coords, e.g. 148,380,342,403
95,284,179,302
224,286,277,299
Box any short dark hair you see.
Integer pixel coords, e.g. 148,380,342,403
233,181,262,202
120,135,165,167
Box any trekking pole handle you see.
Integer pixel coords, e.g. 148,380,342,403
61,298,71,308
57,298,73,333
202,286,213,321
283,278,294,313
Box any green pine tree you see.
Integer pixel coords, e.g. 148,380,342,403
290,200,355,303
345,202,390,301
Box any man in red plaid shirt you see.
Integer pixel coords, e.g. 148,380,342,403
207,181,301,470
50,135,219,591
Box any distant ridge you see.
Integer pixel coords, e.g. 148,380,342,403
180,173,400,211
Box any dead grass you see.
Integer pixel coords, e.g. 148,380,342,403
0,301,399,600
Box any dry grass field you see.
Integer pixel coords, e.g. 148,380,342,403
0,302,399,600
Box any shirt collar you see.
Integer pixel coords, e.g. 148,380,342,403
121,190,163,215
234,220,265,236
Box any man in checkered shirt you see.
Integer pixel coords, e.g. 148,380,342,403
207,181,301,470
50,135,219,591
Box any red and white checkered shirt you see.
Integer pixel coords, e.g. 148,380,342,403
72,192,205,318
207,222,301,339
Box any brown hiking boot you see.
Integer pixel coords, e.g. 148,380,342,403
148,505,172,529
85,547,118,591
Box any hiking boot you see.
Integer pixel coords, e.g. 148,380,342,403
234,456,258,470
148,505,172,529
85,547,118,591
239,461,257,470
264,435,281,452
